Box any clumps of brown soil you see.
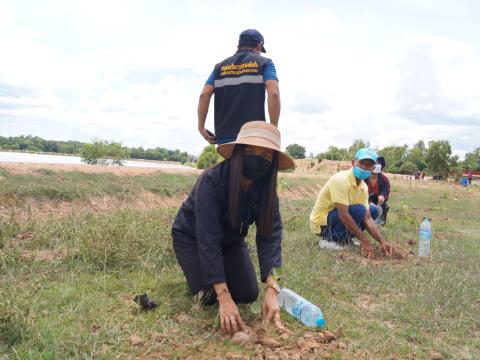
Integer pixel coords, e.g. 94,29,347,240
339,245,412,265
371,246,409,260
129,334,145,346
227,324,345,359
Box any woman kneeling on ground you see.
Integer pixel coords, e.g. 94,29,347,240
171,121,294,335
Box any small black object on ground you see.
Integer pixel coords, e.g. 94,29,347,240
133,293,158,310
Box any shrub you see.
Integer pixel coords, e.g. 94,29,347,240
196,145,221,169
80,140,129,166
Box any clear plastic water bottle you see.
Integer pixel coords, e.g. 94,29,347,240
418,217,431,257
277,288,325,328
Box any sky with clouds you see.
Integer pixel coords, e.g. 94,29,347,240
0,0,479,157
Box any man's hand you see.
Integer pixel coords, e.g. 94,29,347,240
360,237,374,258
378,196,385,205
380,240,394,257
198,127,215,144
262,288,281,323
218,293,248,335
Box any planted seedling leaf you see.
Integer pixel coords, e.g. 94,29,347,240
250,301,261,314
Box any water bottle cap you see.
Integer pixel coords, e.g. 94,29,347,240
316,318,325,327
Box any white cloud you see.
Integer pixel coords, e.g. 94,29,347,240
394,35,480,127
0,1,479,158
0,0,14,28
303,8,345,34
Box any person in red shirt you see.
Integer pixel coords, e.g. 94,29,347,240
468,170,473,185
365,156,390,224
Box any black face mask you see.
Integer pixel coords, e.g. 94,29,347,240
242,155,272,181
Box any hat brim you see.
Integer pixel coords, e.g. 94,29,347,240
261,45,267,53
217,139,294,171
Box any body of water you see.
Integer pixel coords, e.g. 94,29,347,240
0,151,192,170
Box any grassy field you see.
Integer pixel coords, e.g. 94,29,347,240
0,166,479,359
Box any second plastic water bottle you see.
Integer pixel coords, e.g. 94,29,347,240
418,217,431,257
277,288,325,328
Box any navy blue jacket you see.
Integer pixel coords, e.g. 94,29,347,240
213,49,271,139
172,161,283,285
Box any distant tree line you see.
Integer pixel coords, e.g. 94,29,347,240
0,135,194,164
0,135,84,154
316,139,480,178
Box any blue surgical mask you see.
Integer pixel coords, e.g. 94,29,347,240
353,166,372,180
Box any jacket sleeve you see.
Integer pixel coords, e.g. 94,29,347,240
379,174,391,200
194,175,226,285
255,195,283,282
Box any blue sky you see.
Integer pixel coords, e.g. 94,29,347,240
0,0,479,156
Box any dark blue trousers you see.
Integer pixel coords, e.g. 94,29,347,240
172,229,259,305
321,204,379,244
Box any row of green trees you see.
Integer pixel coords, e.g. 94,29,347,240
0,135,194,164
316,139,479,177
196,139,479,176
0,135,84,154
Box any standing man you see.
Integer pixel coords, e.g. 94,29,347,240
198,29,280,145
309,148,394,258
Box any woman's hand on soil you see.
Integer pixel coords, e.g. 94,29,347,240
262,289,281,323
218,295,247,335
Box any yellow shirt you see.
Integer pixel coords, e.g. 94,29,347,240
309,168,369,234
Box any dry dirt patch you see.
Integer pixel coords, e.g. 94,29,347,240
0,161,201,176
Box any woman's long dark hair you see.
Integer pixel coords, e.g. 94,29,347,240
228,145,279,236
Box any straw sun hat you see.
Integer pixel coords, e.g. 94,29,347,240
217,121,295,170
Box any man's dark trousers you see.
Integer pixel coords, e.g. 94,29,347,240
321,204,379,244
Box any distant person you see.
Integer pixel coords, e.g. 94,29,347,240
197,29,280,145
172,121,294,335
468,170,473,184
365,156,390,224
309,148,394,257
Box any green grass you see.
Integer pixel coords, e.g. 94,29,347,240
0,170,479,359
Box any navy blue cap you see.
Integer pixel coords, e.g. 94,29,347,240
239,29,267,53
